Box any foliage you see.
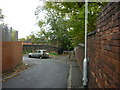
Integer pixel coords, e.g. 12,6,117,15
49,52,58,56
0,9,4,19
12,30,18,41
19,31,48,44
19,38,26,41
35,2,107,50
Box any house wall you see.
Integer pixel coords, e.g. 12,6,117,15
75,2,120,88
2,41,22,72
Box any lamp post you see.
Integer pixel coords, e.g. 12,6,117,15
83,0,88,87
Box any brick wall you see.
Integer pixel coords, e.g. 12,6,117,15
88,2,120,88
74,44,84,72
2,41,22,72
75,2,120,88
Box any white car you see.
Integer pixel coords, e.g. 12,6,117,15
28,50,49,58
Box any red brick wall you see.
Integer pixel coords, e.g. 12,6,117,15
88,2,120,88
2,41,22,72
74,45,84,72
75,2,120,88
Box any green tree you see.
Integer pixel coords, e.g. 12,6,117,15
19,38,26,41
35,2,107,50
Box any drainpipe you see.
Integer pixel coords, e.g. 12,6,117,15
83,0,88,87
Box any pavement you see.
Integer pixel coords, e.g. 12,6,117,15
2,55,83,89
70,61,83,88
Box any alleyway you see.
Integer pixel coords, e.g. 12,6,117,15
3,55,82,88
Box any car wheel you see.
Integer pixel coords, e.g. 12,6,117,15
39,55,42,59
29,55,32,58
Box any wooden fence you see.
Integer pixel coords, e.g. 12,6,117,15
1,41,22,72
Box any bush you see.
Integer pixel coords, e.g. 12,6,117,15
49,52,58,56
23,50,32,54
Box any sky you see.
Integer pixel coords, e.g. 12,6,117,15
0,0,45,39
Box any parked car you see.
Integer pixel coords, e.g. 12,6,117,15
28,50,49,58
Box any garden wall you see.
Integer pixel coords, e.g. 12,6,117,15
75,2,120,88
74,44,84,72
23,44,58,53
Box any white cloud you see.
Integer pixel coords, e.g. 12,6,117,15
0,0,44,38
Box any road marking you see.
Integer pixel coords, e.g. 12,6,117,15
67,64,72,89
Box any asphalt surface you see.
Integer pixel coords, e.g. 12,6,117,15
3,55,69,88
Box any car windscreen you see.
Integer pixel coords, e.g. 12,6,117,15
35,51,41,53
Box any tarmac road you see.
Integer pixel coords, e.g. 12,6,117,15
3,55,69,88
